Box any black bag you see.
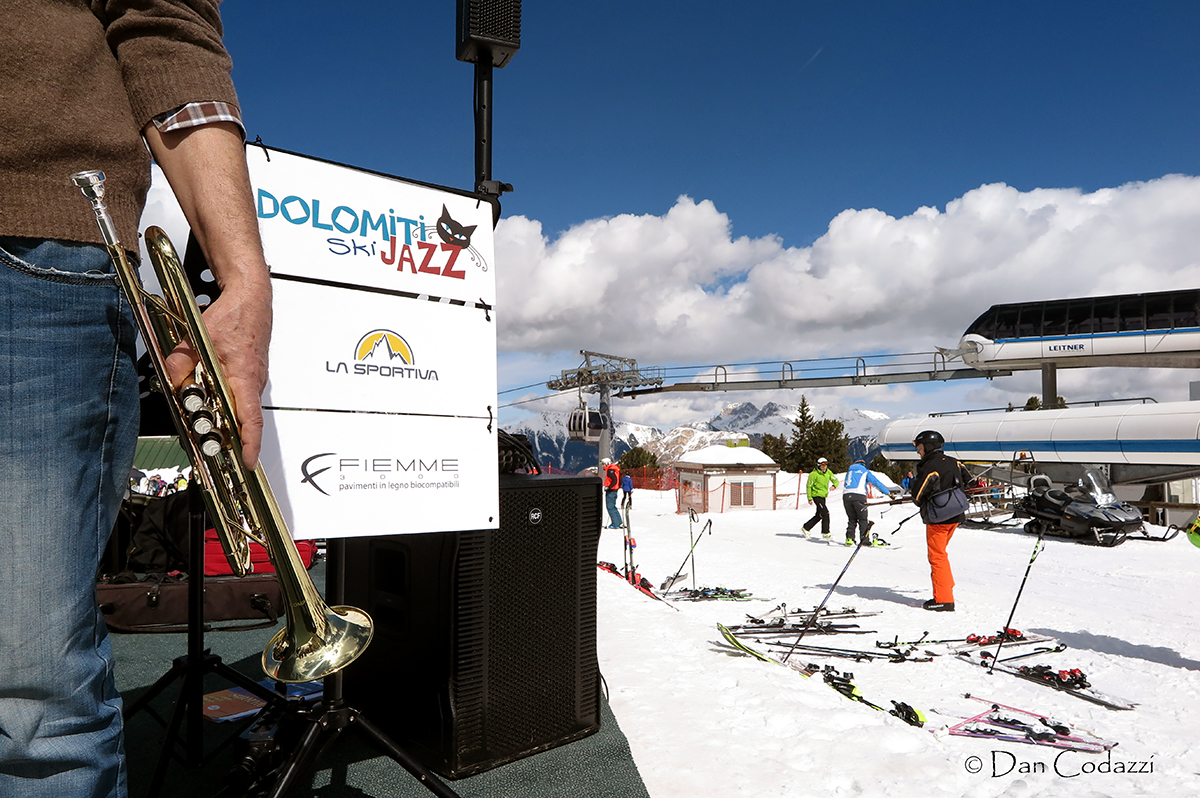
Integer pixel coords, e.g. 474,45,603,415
96,572,282,633
921,484,971,524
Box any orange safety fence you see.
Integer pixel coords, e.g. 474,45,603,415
537,463,679,491
624,466,680,491
771,472,806,510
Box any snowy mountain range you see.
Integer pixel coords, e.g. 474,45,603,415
505,401,895,471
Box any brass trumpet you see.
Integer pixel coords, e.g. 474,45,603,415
71,170,372,682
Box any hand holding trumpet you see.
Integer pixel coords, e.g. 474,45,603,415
163,272,272,469
144,120,273,469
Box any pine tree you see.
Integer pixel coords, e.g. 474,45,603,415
785,396,815,472
619,446,658,470
759,433,789,468
1024,396,1042,411
805,418,850,472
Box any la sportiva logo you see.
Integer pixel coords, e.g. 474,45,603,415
355,329,413,364
325,329,438,380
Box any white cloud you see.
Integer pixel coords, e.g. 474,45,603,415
495,176,1200,362
495,176,1200,426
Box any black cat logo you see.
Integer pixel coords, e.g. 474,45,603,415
434,205,487,272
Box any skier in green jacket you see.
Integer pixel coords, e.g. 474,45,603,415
802,457,839,538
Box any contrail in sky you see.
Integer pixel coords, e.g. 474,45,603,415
800,46,824,74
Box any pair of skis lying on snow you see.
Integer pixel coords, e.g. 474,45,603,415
718,624,1120,750
717,623,927,727
939,695,1116,753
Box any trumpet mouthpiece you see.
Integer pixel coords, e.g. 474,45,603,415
70,170,121,246
70,170,106,201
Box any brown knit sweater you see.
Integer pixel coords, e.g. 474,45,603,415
0,0,240,248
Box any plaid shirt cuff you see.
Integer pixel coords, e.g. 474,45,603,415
151,101,245,137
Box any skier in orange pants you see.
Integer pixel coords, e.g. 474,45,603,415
911,430,973,612
925,523,957,606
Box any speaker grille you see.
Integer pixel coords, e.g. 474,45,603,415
457,0,522,66
484,487,581,751
344,474,601,778
468,0,521,43
451,530,488,752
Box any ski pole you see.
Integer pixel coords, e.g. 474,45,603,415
662,518,713,592
781,542,865,662
889,508,923,536
688,508,698,589
623,529,632,581
986,643,1066,664
988,529,1046,673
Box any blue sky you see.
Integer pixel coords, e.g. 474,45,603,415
214,2,1200,429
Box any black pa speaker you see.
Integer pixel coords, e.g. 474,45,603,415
456,0,522,68
343,473,602,778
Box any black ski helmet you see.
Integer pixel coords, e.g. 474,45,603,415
913,430,945,450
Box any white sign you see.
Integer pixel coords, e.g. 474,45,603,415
263,278,496,417
246,146,496,306
260,411,498,539
248,145,498,538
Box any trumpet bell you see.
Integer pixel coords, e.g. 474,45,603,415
264,604,375,683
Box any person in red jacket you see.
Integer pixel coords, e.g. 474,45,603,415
602,458,624,528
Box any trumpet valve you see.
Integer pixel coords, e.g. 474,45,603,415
198,431,224,458
180,383,207,413
189,408,217,436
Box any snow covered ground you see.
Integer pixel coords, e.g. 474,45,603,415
596,487,1200,798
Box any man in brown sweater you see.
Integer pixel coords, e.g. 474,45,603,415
0,3,271,795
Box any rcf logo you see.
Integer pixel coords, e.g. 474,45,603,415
324,329,439,380
528,508,543,525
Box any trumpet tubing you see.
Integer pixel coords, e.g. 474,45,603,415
71,169,372,682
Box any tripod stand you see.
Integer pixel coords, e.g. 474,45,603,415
260,538,461,798
122,483,289,797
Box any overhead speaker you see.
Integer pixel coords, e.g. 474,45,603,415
456,0,522,68
342,473,602,778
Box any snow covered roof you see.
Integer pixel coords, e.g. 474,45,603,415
676,444,776,467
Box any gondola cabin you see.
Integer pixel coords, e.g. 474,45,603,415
568,408,607,445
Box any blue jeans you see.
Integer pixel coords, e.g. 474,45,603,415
0,238,138,798
605,490,623,528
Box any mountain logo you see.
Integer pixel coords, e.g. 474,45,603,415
355,329,414,364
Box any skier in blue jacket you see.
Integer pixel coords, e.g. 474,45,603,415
843,460,892,546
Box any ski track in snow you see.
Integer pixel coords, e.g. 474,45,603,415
597,490,1200,798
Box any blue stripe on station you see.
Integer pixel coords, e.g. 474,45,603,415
881,439,1200,457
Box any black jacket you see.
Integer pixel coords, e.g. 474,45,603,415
911,448,973,525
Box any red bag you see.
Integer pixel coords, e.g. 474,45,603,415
203,527,318,576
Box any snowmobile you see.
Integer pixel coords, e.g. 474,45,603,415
1014,468,1145,547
